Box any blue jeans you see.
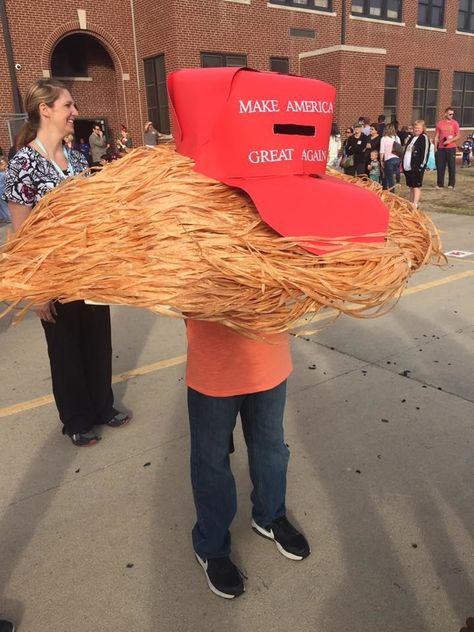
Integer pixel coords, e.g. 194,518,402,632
383,157,400,190
188,380,289,558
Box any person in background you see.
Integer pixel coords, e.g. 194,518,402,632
376,114,386,137
362,117,371,136
340,126,354,175
144,121,160,147
461,135,472,168
398,125,412,146
4,78,130,446
117,125,133,153
434,107,460,189
379,123,401,191
327,122,341,168
7,135,18,161
402,119,430,209
367,150,381,184
0,157,11,223
77,137,91,164
366,124,381,153
89,122,108,166
63,134,74,153
345,124,369,177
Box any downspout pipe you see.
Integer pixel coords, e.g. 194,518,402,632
341,0,346,45
0,0,22,113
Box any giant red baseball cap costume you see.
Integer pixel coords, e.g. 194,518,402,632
168,67,389,255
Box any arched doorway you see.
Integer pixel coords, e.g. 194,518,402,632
51,33,120,150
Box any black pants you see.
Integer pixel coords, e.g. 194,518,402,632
41,301,116,435
436,148,456,187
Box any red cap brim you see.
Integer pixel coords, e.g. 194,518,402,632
221,173,390,255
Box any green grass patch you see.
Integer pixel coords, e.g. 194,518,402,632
396,165,474,216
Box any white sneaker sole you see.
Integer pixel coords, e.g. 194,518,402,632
195,553,244,599
251,519,307,561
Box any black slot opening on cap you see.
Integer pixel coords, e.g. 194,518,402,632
274,124,315,136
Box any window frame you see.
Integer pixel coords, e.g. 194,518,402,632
452,71,474,127
270,57,290,74
200,52,248,68
417,0,445,28
412,68,440,128
458,0,474,33
351,0,402,22
268,0,332,11
143,54,170,135
384,65,399,123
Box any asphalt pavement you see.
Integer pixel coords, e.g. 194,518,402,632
0,211,473,632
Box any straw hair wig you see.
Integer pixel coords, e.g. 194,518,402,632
0,145,444,336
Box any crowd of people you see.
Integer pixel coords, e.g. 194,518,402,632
329,109,472,208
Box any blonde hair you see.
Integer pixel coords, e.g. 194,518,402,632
17,78,67,148
384,123,397,137
0,157,8,171
414,119,426,132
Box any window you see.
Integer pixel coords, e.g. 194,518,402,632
51,34,89,77
452,72,474,127
412,68,439,127
201,53,247,67
458,0,474,32
269,0,332,10
384,66,399,122
351,0,402,21
417,0,444,27
144,55,170,134
289,27,316,37
270,57,290,74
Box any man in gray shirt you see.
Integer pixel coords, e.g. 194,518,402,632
89,123,108,165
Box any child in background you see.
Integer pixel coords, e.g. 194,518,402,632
461,137,472,168
0,157,11,223
367,150,381,183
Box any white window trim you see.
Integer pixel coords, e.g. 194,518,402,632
299,44,386,58
456,30,474,37
266,3,336,16
349,15,405,27
225,0,251,4
460,127,474,130
416,24,446,32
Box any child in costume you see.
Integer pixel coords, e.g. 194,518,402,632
168,67,390,598
186,320,309,598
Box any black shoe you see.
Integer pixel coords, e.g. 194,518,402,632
252,516,310,560
0,620,15,632
105,412,131,428
70,430,101,447
195,553,245,599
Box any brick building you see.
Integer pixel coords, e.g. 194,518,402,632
0,0,473,152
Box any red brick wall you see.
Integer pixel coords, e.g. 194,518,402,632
0,0,472,154
301,48,386,131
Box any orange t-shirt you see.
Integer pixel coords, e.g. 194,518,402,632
186,320,292,397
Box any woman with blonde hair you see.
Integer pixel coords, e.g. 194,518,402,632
4,78,130,446
402,120,430,208
379,122,401,190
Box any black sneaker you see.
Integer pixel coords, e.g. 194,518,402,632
0,620,15,632
252,516,310,560
70,430,101,447
195,553,245,599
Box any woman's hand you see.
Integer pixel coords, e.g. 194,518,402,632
34,301,57,323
